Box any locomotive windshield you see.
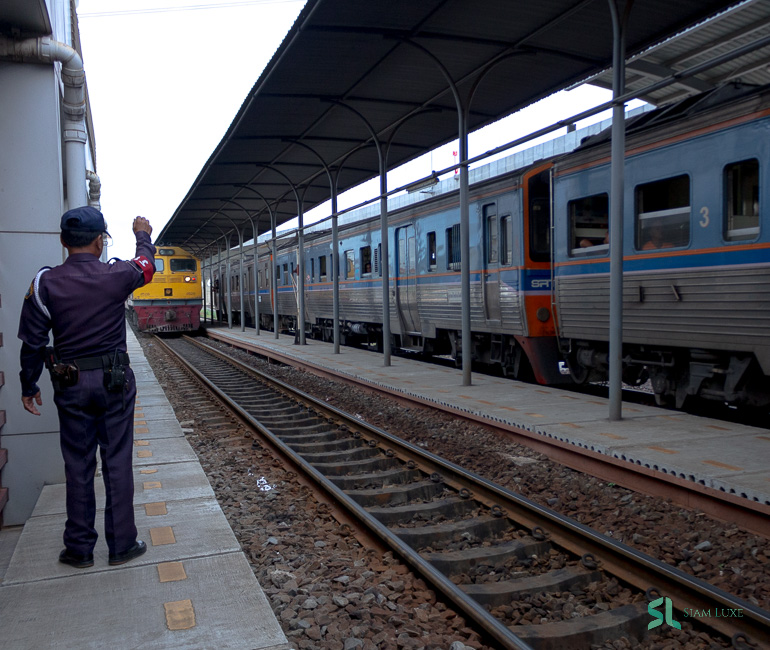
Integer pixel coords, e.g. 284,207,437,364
170,258,197,272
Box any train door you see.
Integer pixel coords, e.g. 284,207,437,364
482,203,502,322
396,225,421,333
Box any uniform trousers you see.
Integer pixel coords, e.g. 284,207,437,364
53,366,137,557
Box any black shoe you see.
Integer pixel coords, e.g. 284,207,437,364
59,548,94,568
109,540,147,566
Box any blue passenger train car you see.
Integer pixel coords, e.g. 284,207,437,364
217,82,770,409
553,83,770,407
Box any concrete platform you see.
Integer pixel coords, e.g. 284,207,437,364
0,327,289,650
206,325,770,507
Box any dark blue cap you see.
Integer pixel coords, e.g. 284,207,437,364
60,206,108,233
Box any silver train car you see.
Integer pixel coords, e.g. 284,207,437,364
553,82,770,408
216,161,565,386
215,81,770,409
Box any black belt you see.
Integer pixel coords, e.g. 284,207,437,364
64,352,130,370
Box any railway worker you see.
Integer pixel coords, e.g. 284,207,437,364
18,208,156,569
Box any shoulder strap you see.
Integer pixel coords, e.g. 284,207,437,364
32,267,52,319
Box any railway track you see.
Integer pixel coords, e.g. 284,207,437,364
205,328,770,538
157,334,770,650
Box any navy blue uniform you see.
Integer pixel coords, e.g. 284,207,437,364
18,230,155,558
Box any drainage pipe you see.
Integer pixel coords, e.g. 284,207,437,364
86,170,101,209
0,36,88,208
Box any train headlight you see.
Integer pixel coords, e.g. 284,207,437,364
184,276,196,283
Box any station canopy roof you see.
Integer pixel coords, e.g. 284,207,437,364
590,0,770,105
157,0,748,254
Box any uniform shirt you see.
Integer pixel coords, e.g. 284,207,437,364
18,231,156,397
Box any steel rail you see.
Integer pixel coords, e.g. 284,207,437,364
162,335,770,648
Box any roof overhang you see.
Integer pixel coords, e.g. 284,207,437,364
0,0,52,37
590,0,770,105
158,0,746,254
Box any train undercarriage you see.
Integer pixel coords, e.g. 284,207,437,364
563,340,770,409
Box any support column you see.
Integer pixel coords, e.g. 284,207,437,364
297,205,306,345
458,110,471,387
272,214,279,338
379,167,391,366
253,220,260,335
608,0,631,420
331,189,340,354
225,238,233,330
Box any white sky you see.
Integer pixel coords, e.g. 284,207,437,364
77,0,643,260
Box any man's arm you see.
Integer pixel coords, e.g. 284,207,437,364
132,216,156,284
114,217,156,290
18,279,52,415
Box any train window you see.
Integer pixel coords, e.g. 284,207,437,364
170,258,196,272
427,232,436,271
310,258,315,282
319,255,327,281
158,248,175,256
345,250,355,279
724,159,759,241
276,264,280,285
500,215,512,266
635,175,690,251
375,244,382,277
154,258,165,273
568,194,609,257
283,263,289,285
446,224,461,271
360,246,372,275
484,204,498,264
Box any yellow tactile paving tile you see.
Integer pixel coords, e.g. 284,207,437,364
140,468,158,474
143,481,162,490
134,419,147,425
145,502,168,516
157,561,187,583
135,427,150,434
134,440,150,446
137,450,153,458
164,599,195,630
150,526,176,546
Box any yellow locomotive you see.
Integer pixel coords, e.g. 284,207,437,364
127,245,202,332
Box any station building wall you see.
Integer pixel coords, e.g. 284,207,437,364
0,0,96,525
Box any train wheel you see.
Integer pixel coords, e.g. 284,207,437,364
566,354,589,384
